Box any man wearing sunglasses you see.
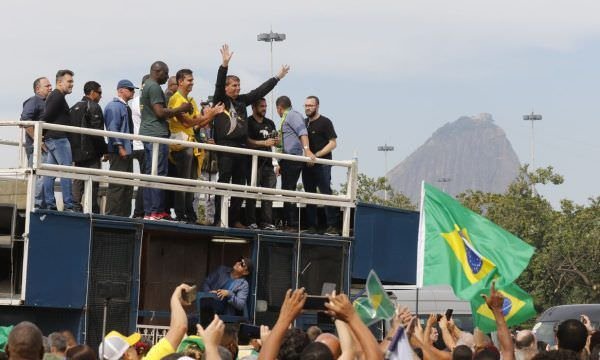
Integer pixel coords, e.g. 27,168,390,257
69,81,108,213
201,257,253,319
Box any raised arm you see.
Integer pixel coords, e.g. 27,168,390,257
325,292,383,360
258,288,306,360
213,44,233,105
482,282,514,360
438,316,456,351
239,65,288,107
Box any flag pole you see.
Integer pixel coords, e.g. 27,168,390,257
416,181,426,288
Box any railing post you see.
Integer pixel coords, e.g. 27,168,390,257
220,196,229,228
342,158,358,237
250,155,258,187
151,142,159,176
32,122,43,171
83,177,93,214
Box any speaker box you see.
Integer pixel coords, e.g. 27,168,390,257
86,226,138,350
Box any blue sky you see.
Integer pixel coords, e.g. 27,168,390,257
0,0,598,207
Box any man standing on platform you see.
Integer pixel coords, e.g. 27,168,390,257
275,96,315,231
139,61,192,221
104,80,137,217
246,98,278,230
41,70,76,211
302,96,339,235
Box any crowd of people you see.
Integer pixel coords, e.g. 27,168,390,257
2,283,598,360
20,44,341,235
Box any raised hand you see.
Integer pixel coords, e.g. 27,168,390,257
197,315,225,354
482,282,504,313
278,288,306,323
426,313,438,328
276,65,290,80
260,325,271,345
220,44,234,67
325,292,356,323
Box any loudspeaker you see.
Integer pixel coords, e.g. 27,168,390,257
86,226,138,351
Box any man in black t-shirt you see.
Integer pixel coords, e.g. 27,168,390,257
246,98,279,230
302,96,340,235
41,70,76,211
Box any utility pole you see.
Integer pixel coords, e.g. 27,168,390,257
377,144,394,201
257,30,286,121
523,112,542,194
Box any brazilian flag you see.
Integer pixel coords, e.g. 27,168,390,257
416,182,535,300
470,282,536,333
353,270,395,325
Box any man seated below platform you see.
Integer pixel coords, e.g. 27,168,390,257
200,257,253,322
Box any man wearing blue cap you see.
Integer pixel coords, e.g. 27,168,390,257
104,80,138,217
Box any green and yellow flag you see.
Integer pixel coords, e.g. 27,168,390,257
353,270,395,325
416,182,535,300
470,282,536,333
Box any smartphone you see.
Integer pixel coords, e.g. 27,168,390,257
239,323,261,343
303,295,328,311
445,309,454,321
183,285,197,303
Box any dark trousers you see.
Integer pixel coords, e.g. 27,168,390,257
171,147,197,221
106,153,134,216
246,160,277,225
280,159,304,227
132,149,146,217
72,158,101,213
143,142,169,214
302,164,339,228
214,153,246,226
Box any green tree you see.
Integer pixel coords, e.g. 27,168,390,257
457,166,600,309
341,173,415,210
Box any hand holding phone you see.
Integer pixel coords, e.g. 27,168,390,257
445,309,454,321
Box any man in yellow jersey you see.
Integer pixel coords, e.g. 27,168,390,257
168,69,223,224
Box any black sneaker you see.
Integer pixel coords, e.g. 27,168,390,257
301,227,318,234
324,226,340,236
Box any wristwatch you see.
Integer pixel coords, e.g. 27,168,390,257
303,145,309,150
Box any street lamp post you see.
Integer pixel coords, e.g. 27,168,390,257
377,144,394,201
522,112,542,170
523,112,542,195
257,30,286,120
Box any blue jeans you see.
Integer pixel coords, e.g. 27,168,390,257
26,147,47,208
302,164,339,228
43,137,74,209
143,142,169,214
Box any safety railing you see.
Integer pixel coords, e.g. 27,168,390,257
0,121,358,237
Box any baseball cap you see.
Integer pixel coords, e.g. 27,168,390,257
105,330,141,346
117,80,138,90
177,335,205,352
98,336,130,360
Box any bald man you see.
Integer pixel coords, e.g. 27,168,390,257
6,321,44,360
315,333,341,359
139,61,192,220
164,76,177,104
515,330,538,360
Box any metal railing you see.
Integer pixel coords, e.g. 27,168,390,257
0,121,358,236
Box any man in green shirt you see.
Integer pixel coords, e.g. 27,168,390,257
139,61,192,220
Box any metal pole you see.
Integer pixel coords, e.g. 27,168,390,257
270,39,274,121
522,112,542,195
377,144,394,201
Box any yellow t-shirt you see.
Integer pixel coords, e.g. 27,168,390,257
143,337,175,360
168,91,200,137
